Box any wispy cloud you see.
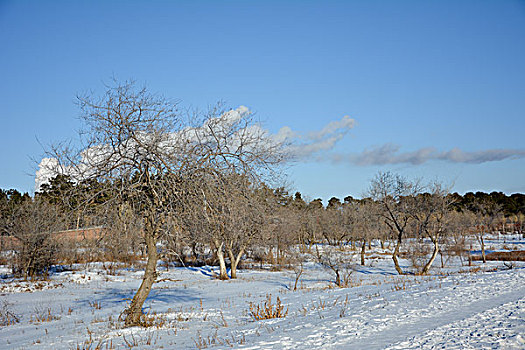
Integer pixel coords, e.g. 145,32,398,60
436,148,525,164
277,115,356,159
328,143,525,166
307,115,355,141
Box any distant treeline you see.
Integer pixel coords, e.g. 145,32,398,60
2,184,525,218
319,191,525,217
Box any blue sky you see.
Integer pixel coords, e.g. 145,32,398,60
1,0,524,200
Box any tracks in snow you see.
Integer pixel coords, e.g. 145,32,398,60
240,268,525,349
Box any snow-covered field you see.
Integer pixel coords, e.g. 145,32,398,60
1,235,524,349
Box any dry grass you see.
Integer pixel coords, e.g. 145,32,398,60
193,330,246,349
249,294,288,321
311,298,326,311
30,306,60,323
458,266,483,274
74,338,113,350
0,299,20,326
339,294,350,318
89,301,102,310
138,311,170,329
391,281,408,291
192,331,219,349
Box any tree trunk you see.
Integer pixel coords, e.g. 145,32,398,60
392,235,404,275
124,218,158,327
360,239,366,266
299,234,307,253
227,245,244,279
293,265,303,291
421,238,439,274
335,269,341,287
216,242,229,280
276,239,282,266
24,254,34,281
267,245,275,265
480,234,486,263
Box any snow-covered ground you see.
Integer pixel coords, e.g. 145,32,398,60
1,235,524,349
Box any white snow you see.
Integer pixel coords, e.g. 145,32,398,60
0,235,523,349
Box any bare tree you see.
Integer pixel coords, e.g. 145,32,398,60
442,209,475,267
184,173,266,279
301,199,325,251
345,199,380,266
410,183,452,274
322,198,352,247
368,172,422,275
42,80,284,326
225,180,268,278
289,192,311,253
314,245,354,287
472,200,503,263
255,187,297,268
6,199,64,280
102,201,143,263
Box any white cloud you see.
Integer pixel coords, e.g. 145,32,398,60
277,115,357,160
273,126,295,144
36,105,523,191
37,106,322,189
329,143,525,166
35,158,63,192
